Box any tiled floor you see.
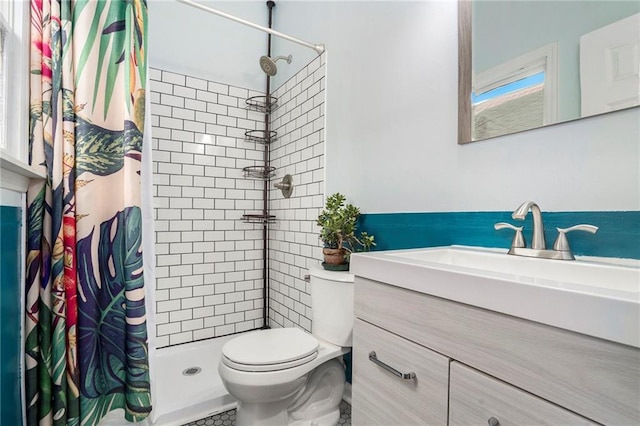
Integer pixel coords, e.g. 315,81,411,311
184,400,351,426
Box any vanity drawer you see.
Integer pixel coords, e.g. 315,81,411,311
449,362,597,426
352,318,449,426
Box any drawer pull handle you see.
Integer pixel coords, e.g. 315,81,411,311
488,417,500,426
368,351,416,380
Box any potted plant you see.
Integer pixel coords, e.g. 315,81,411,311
316,193,376,270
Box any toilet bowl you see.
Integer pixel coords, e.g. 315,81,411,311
218,265,354,426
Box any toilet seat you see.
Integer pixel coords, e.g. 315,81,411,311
222,328,319,373
223,351,318,372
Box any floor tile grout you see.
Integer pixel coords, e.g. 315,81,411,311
183,400,351,425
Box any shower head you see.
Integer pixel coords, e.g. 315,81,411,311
259,54,292,76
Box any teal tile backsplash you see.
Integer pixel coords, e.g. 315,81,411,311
359,211,640,259
1,205,23,425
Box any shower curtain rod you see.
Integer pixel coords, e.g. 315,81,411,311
176,0,326,54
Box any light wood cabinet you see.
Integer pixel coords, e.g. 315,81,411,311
449,362,596,426
352,276,640,426
352,319,449,426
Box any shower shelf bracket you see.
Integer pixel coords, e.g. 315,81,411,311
245,95,278,114
245,129,277,145
241,213,276,224
243,165,276,180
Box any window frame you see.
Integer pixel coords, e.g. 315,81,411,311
472,42,559,126
0,0,29,163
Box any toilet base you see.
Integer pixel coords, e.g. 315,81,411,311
236,401,340,426
289,409,340,426
236,399,291,426
234,359,345,426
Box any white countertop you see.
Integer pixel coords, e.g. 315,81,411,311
350,246,640,348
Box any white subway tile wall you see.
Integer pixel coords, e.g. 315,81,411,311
150,55,326,346
268,54,326,331
151,68,267,347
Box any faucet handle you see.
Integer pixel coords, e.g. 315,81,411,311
494,222,526,249
553,224,599,253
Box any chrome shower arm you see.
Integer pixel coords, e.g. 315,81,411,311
176,0,325,54
272,55,292,63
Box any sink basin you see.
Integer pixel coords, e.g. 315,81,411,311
350,246,640,348
385,246,640,294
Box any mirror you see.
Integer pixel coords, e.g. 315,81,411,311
458,0,640,144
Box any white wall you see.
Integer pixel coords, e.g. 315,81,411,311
149,0,267,91
274,1,639,213
151,0,640,212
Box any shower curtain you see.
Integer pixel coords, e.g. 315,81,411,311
25,0,151,424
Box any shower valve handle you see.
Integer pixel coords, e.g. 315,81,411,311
274,181,291,190
274,174,294,198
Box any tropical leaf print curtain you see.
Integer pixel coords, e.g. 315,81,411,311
25,0,151,424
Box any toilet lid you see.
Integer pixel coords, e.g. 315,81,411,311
222,351,318,372
222,328,319,367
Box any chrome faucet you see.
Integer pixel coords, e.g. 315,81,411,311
494,201,599,260
511,201,546,250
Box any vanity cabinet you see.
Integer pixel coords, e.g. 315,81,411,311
352,276,640,426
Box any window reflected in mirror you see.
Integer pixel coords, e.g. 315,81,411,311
473,73,544,140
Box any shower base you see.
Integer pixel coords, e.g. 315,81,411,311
152,334,237,425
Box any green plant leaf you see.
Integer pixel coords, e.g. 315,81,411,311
75,118,143,177
74,0,107,91
101,4,127,117
317,193,375,253
77,207,151,423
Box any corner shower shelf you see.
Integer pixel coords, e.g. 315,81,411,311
244,129,277,145
243,165,276,180
241,214,276,224
245,95,278,114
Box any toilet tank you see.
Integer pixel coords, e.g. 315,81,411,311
309,264,355,347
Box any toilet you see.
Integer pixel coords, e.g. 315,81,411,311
218,264,354,426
